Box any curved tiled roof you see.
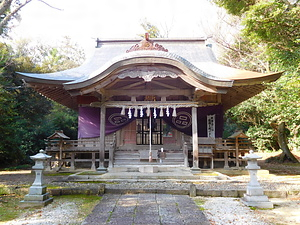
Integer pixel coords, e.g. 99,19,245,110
17,39,221,82
64,50,234,90
16,38,282,110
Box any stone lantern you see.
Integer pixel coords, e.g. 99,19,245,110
241,150,273,208
20,149,53,207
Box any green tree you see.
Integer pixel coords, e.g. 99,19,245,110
0,43,21,165
214,0,299,162
43,102,78,140
0,38,83,167
214,0,257,16
0,0,33,35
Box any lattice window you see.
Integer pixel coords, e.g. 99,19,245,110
136,118,163,145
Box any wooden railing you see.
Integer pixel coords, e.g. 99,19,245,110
45,135,116,171
45,135,253,170
213,138,253,168
194,137,253,169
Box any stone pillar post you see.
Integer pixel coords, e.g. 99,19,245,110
91,152,96,170
191,107,200,173
241,150,273,208
224,151,229,169
183,142,189,167
97,105,107,173
20,150,53,208
70,152,75,170
109,142,114,168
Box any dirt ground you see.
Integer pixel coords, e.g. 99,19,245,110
258,151,300,175
254,197,300,225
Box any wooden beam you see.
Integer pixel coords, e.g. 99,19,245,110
102,100,199,108
150,80,178,89
105,89,193,97
119,80,145,89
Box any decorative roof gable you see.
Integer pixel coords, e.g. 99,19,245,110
126,33,168,53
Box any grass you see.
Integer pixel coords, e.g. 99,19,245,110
0,165,32,171
0,185,11,195
0,185,101,223
46,184,66,189
0,194,32,222
0,185,33,222
193,198,206,211
44,172,74,176
54,195,101,221
79,171,102,175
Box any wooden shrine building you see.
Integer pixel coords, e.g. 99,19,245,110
17,35,282,172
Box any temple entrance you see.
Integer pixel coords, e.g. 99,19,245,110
136,118,163,145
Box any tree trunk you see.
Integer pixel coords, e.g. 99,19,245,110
278,122,299,163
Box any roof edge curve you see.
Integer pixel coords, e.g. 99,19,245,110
64,50,233,90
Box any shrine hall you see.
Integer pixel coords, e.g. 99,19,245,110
17,35,282,172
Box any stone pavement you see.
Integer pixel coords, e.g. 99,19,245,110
82,193,210,225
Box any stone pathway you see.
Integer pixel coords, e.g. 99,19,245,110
82,193,209,225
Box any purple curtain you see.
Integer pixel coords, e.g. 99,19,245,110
162,105,223,137
78,107,100,139
78,105,223,139
78,107,134,138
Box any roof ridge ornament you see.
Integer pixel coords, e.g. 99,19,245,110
126,33,168,53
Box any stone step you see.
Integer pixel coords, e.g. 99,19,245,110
114,151,183,156
114,156,184,161
113,150,185,167
114,156,139,159
108,165,188,173
113,160,184,165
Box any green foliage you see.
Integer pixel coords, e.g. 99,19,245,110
0,38,83,167
1,164,31,171
216,0,300,152
194,198,206,211
226,74,300,151
43,102,78,139
242,0,300,72
214,0,257,16
0,43,23,165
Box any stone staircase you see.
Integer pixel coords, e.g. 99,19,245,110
113,149,185,167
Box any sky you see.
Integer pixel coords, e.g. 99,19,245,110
9,0,222,55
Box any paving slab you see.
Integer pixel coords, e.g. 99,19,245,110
82,193,210,225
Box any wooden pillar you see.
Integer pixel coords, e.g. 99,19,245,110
191,107,200,172
235,137,239,168
97,105,107,172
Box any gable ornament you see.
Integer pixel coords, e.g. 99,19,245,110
126,33,168,53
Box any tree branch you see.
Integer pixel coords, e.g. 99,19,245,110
0,0,32,32
0,0,13,16
37,0,63,11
